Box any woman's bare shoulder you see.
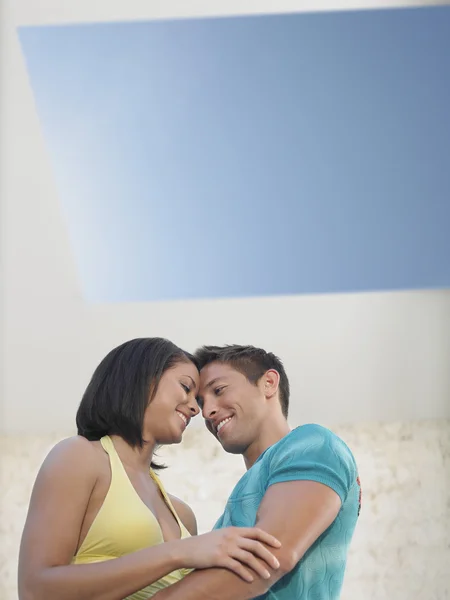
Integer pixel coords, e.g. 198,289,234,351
40,435,105,476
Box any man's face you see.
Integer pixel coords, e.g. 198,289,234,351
198,362,268,454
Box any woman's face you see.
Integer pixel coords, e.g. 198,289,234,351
143,359,200,445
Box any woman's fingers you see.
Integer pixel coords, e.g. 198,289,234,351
224,558,255,582
240,527,281,548
231,549,272,580
239,537,280,571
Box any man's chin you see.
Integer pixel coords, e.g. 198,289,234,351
207,423,246,454
217,437,246,455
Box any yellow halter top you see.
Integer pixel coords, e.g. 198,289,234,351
72,436,191,599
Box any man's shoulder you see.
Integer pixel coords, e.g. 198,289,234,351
258,424,358,505
266,424,357,473
271,423,343,453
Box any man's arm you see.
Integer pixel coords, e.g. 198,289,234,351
155,480,342,600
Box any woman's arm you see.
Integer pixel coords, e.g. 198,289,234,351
19,437,282,600
169,495,198,535
18,436,188,600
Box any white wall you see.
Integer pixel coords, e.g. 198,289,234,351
2,420,450,600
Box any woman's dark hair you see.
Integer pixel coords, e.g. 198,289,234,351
76,337,197,469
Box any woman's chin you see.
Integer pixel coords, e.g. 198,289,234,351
158,431,184,446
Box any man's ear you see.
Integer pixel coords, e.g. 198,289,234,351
261,369,280,400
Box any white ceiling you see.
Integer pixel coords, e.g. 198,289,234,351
1,0,449,434
11,0,450,26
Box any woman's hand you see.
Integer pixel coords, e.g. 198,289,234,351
179,527,281,582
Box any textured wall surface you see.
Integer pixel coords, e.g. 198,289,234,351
1,420,449,599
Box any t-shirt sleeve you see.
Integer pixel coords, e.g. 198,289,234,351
266,424,357,503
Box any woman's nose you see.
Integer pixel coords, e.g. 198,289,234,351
187,397,200,416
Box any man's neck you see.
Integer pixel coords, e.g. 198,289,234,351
243,419,291,470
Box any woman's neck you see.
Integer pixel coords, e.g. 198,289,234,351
110,434,155,472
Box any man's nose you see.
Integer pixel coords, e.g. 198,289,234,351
202,398,218,420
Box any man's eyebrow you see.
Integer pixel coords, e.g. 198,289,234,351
204,377,221,390
196,377,224,405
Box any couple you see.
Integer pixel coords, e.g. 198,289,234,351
18,338,360,600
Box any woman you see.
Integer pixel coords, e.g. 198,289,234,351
18,338,281,600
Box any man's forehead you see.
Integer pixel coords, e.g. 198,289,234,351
199,362,235,385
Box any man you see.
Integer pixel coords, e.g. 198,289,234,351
156,344,360,600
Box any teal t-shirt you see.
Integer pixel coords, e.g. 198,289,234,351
214,424,360,599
